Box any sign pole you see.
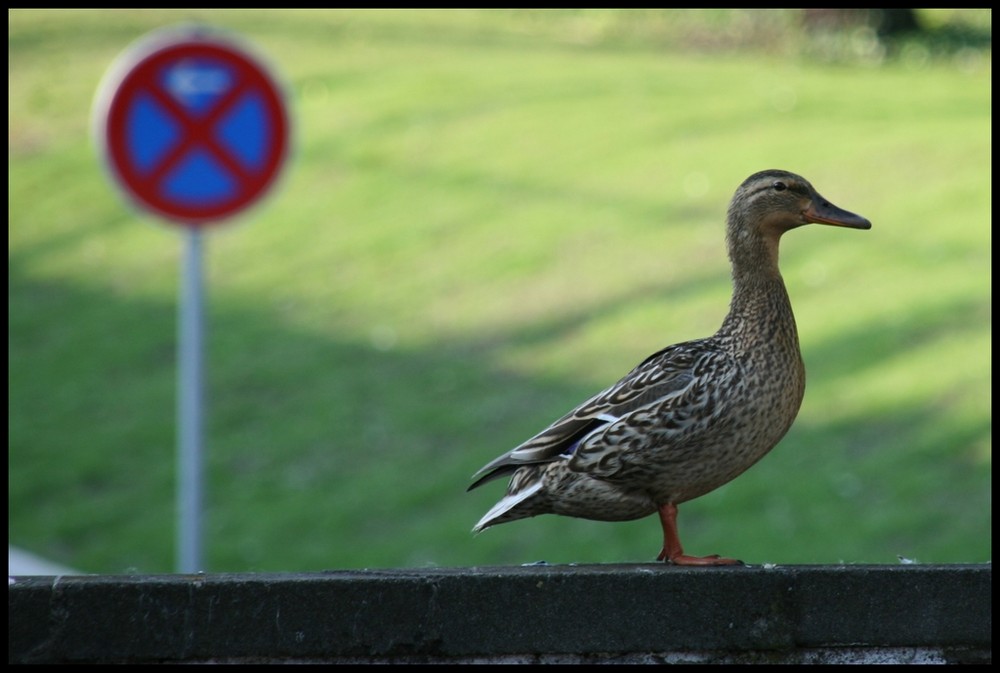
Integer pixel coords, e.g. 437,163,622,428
177,228,205,573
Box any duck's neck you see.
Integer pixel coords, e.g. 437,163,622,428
718,232,801,355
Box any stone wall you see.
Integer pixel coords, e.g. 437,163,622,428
8,564,991,664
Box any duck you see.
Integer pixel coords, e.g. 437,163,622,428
468,169,871,565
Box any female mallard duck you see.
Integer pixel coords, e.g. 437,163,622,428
468,169,871,565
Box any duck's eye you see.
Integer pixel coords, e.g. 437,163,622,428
772,181,787,192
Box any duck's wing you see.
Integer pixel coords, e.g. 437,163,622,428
467,340,711,491
567,342,739,480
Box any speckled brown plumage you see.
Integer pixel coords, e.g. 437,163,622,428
468,169,871,565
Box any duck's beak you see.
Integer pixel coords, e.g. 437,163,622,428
804,194,872,230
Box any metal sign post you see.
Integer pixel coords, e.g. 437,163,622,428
177,229,206,572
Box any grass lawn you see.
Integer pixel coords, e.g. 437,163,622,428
9,9,991,572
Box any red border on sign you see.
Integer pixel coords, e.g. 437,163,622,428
99,35,289,226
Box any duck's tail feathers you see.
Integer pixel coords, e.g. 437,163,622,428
472,479,544,533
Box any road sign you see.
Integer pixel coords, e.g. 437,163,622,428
95,28,290,226
92,27,293,572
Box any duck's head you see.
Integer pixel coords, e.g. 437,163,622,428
726,169,871,267
728,169,871,236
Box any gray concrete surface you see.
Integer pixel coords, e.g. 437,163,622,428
8,547,80,576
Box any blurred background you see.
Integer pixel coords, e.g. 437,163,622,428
9,9,991,573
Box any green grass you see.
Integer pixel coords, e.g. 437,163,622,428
9,9,991,573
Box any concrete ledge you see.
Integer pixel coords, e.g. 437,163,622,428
8,564,991,664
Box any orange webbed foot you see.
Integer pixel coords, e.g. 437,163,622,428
656,503,745,566
657,549,744,566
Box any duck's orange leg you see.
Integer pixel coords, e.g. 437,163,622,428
656,503,743,566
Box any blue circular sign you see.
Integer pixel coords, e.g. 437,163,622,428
95,29,290,226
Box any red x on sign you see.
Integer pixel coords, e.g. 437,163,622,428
95,29,290,226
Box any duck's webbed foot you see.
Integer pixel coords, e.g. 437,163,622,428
656,503,745,566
